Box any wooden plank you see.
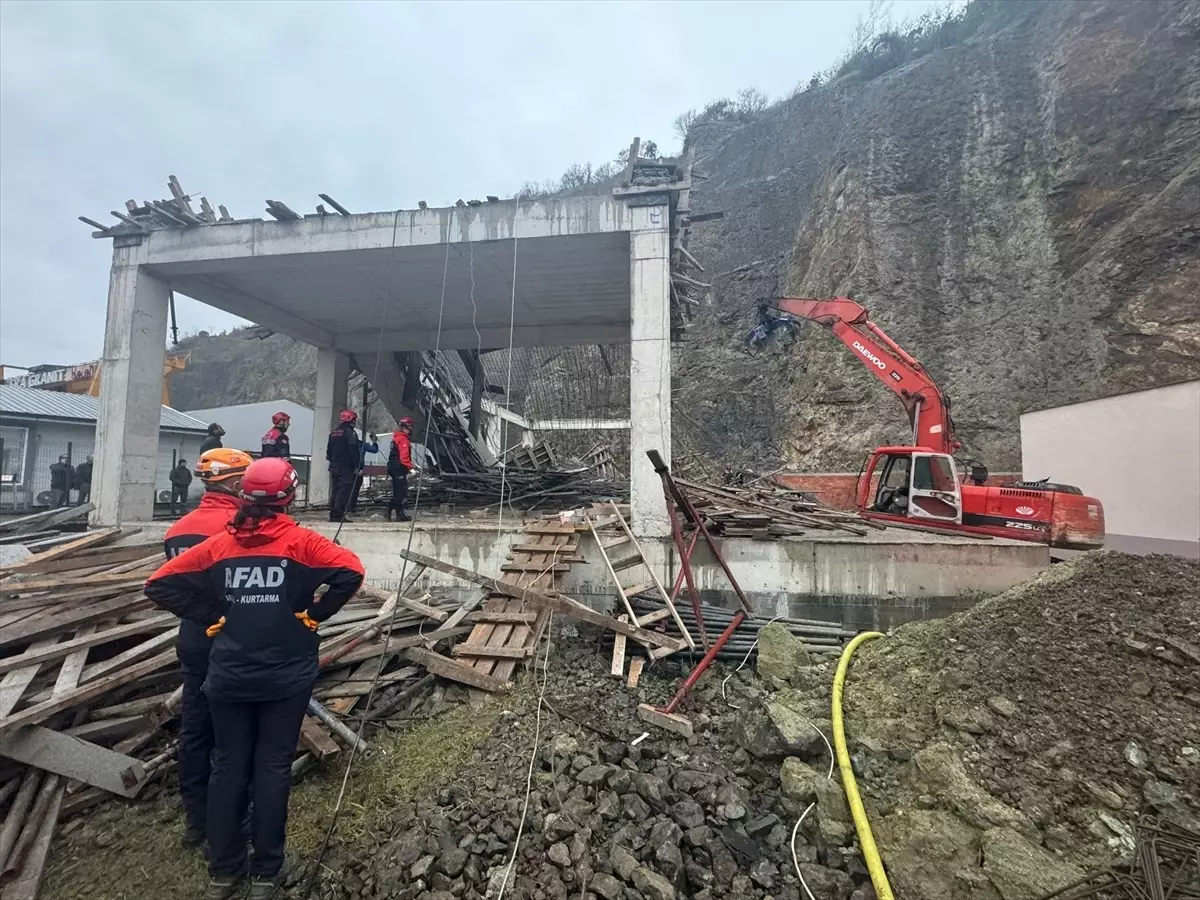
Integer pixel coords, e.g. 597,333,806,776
464,611,537,625
399,550,681,651
638,607,674,625
587,516,641,625
610,615,627,677
0,648,177,735
0,726,146,797
500,562,569,574
297,718,340,759
397,594,448,623
0,593,148,650
510,542,578,554
403,647,512,692
0,572,150,596
609,501,694,651
0,637,59,718
450,644,531,660
0,530,120,574
626,657,645,689
78,626,178,685
609,555,645,572
0,614,174,676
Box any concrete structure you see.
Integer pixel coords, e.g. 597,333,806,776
1021,380,1200,558
94,196,671,532
0,384,206,511
124,519,1048,630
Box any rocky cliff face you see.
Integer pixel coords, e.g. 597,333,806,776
679,0,1200,472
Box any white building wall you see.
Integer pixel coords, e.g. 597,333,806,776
1020,380,1200,558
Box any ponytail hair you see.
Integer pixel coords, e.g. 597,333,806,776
230,502,280,530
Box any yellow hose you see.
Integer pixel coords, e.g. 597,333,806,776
832,631,894,900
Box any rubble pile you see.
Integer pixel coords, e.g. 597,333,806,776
747,552,1199,900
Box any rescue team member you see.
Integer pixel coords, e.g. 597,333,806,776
260,411,291,459
145,458,364,900
326,409,361,522
200,423,226,454
162,448,255,853
386,417,419,522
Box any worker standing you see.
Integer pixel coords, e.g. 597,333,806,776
386,417,419,522
169,459,194,515
161,448,254,855
348,430,379,515
145,458,365,900
200,424,226,455
48,456,73,508
73,455,93,506
260,412,291,459
325,409,361,523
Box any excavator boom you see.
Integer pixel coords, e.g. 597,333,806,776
772,297,958,453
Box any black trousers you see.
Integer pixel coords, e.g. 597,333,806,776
77,484,90,505
207,688,311,878
389,473,408,516
171,486,189,513
349,473,364,513
179,671,214,837
329,468,354,521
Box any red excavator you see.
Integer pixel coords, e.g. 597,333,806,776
765,297,1105,549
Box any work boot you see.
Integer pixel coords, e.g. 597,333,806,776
204,873,243,900
181,827,211,860
396,513,411,522
247,875,280,900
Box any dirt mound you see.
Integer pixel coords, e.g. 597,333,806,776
839,552,1200,897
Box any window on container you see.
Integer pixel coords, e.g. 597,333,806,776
0,426,29,485
912,454,957,492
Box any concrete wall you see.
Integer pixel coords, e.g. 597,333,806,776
1021,380,1200,558
124,521,1046,630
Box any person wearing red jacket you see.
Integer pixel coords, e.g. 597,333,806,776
145,458,365,900
260,411,291,459
386,416,419,522
164,448,254,854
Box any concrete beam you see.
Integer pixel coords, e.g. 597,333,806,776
92,255,170,526
531,418,631,431
163,274,334,347
137,196,633,268
334,322,630,352
309,348,350,505
628,206,672,537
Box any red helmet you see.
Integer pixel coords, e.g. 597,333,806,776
339,409,358,424
272,411,291,426
240,458,298,506
399,416,415,427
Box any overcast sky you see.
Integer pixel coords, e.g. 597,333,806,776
0,0,943,369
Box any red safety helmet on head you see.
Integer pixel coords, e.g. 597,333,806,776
239,458,298,506
398,416,415,428
339,409,358,424
272,411,291,426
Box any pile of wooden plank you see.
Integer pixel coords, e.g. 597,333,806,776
675,478,876,539
0,531,463,896
0,506,93,562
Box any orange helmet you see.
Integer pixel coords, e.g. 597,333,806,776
195,448,254,484
240,458,298,506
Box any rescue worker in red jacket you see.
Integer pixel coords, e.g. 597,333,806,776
163,448,254,853
145,458,365,900
325,409,361,522
260,411,291,459
386,416,420,522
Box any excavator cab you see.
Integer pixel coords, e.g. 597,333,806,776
861,448,963,525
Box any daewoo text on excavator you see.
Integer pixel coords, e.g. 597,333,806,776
761,297,1105,550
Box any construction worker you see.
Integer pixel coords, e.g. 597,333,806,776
74,455,93,506
144,458,365,900
170,459,194,515
162,448,254,855
200,423,226,455
48,456,73,508
260,412,291,459
386,417,419,522
348,430,379,515
326,409,361,522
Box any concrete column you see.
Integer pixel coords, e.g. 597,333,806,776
628,204,672,537
309,347,350,505
92,249,170,526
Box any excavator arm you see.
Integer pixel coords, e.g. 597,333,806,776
771,297,959,454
